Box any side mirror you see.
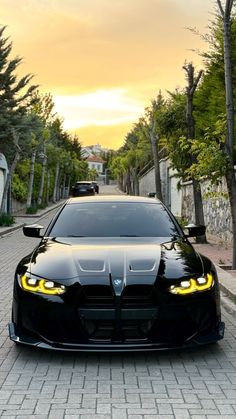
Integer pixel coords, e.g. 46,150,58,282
184,224,206,238
23,224,44,238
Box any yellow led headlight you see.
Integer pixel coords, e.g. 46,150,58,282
169,273,214,295
19,274,66,295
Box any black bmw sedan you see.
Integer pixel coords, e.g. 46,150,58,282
72,181,95,197
9,195,224,351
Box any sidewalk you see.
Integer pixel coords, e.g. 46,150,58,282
0,199,236,312
192,237,236,313
0,200,64,237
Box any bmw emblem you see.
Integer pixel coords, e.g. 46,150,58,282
114,278,122,286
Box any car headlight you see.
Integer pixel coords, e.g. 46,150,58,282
168,273,214,295
19,274,66,295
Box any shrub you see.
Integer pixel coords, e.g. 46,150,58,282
12,173,27,202
37,203,47,210
0,213,15,226
26,203,47,214
175,216,188,230
26,206,38,214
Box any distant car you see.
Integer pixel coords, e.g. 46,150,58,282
91,181,99,194
72,181,95,197
9,195,224,351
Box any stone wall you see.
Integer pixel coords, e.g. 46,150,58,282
11,198,26,215
139,166,156,197
139,159,234,243
139,158,182,216
182,178,232,242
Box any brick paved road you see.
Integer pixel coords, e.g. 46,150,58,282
1,195,236,418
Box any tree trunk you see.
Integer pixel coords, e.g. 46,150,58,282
126,170,132,195
134,169,139,196
225,167,236,268
150,135,163,201
223,10,236,269
37,151,47,206
26,150,36,209
219,0,235,267
0,149,20,214
129,170,135,195
46,168,50,205
184,63,207,243
56,172,62,200
67,176,71,198
118,175,123,192
62,173,66,198
53,161,60,203
223,8,234,156
192,179,206,243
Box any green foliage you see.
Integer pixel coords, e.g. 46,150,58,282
181,116,229,184
11,173,28,202
88,168,98,180
194,17,236,155
175,216,188,229
161,92,190,178
26,203,46,214
0,213,14,226
203,191,228,200
26,206,38,214
0,26,38,164
75,160,89,181
37,203,47,210
0,26,87,213
15,160,30,181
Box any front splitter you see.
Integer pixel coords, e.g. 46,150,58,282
8,321,225,352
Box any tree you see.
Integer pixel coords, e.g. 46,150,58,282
139,93,165,201
200,1,236,266
217,1,236,268
1,130,21,213
0,26,37,213
37,128,50,205
159,90,189,178
121,127,150,195
183,63,207,243
26,134,37,209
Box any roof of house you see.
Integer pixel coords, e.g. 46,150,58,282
86,155,105,163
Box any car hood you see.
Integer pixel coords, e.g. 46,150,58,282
28,237,204,284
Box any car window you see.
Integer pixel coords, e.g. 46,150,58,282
76,183,91,187
49,202,180,238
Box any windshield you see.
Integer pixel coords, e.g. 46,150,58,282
49,202,180,238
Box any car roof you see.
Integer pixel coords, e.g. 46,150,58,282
67,195,162,205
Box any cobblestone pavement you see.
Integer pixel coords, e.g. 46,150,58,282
1,190,236,418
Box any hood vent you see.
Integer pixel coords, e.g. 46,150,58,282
129,259,156,272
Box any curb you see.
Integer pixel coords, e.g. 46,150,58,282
215,265,236,315
0,222,25,237
0,201,65,238
15,201,65,219
221,293,236,316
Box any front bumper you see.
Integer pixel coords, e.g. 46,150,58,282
12,231,225,352
10,277,224,352
9,321,224,351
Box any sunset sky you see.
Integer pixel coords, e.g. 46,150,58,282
1,0,215,149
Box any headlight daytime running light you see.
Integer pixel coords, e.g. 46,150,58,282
19,274,66,295
169,273,214,295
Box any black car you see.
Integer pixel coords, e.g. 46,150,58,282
9,195,224,351
72,181,95,197
91,181,99,194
